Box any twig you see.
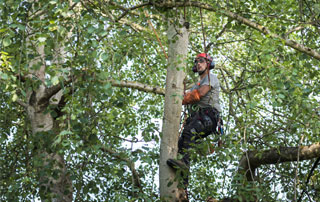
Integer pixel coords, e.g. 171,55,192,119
16,99,28,108
297,156,320,202
294,135,305,201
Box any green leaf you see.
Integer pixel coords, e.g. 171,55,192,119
49,0,57,4
119,30,127,36
167,180,173,187
88,26,95,33
0,73,8,80
278,94,285,99
60,130,72,136
3,37,12,47
17,24,25,31
38,37,46,42
101,32,108,37
51,76,59,85
12,94,18,102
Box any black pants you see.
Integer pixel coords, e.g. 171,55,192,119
178,107,219,186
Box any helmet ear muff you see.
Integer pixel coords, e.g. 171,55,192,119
192,60,198,72
192,66,197,72
207,56,215,70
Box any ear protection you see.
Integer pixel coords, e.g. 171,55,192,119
192,53,215,73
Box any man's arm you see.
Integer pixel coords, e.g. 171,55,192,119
198,85,210,97
182,85,210,105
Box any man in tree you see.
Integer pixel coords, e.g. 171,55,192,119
167,53,222,189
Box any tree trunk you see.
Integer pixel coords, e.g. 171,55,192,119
26,55,73,202
159,16,189,201
24,4,73,200
26,90,72,202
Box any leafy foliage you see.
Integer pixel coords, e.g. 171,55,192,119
0,0,319,201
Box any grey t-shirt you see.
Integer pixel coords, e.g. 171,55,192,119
189,73,222,113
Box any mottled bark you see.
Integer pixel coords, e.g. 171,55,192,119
106,79,165,95
23,2,73,201
159,16,189,201
239,142,320,181
25,63,73,202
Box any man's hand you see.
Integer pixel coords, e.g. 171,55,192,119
182,89,200,105
182,85,211,105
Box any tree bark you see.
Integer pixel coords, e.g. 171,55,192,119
159,15,189,201
25,53,73,202
106,79,165,95
26,65,73,202
24,3,73,200
239,142,320,181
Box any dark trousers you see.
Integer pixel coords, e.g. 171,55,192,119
178,107,219,186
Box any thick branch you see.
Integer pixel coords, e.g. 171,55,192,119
239,142,320,180
100,147,142,190
38,76,75,105
36,76,164,108
107,79,165,96
151,1,320,61
108,1,151,21
118,18,149,32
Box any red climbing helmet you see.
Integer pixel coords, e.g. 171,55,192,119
196,53,208,59
192,53,215,72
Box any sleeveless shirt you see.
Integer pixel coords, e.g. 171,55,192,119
189,73,222,113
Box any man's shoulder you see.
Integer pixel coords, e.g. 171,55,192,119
209,73,219,84
209,73,218,79
200,73,219,85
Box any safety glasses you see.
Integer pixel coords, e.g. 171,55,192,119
194,58,207,64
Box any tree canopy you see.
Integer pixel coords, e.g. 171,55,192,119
0,0,319,201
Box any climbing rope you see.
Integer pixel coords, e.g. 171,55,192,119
179,79,188,137
200,7,206,53
199,7,212,93
144,10,168,59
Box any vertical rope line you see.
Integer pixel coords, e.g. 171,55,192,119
18,26,25,86
200,7,211,94
131,139,134,196
200,7,206,53
144,10,168,59
179,81,187,138
295,135,304,201
183,2,186,20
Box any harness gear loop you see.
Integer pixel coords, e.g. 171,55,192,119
191,104,200,112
